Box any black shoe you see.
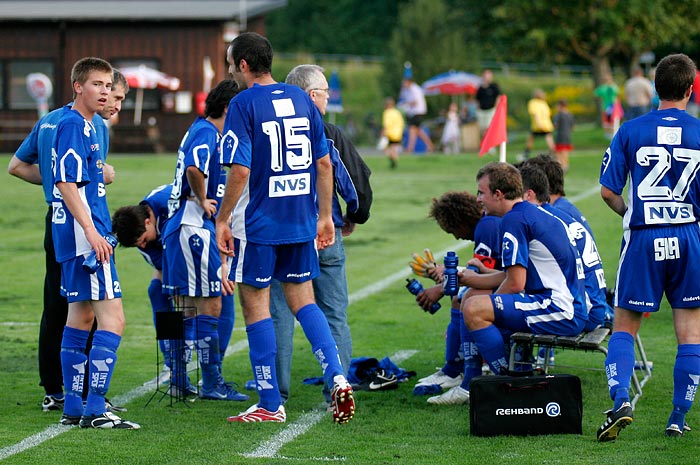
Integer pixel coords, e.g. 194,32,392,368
43,394,65,412
105,397,127,413
597,402,634,442
79,411,140,429
59,413,81,426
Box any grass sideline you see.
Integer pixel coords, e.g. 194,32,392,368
1,128,699,464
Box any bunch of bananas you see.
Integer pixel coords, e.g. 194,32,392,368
409,248,437,277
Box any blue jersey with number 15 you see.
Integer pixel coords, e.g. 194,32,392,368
600,108,700,229
221,82,328,245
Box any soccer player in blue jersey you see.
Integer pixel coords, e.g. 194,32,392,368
410,191,502,405
160,79,248,402
520,164,609,331
216,32,355,424
113,181,239,394
598,53,700,441
460,162,587,378
50,57,138,429
269,63,373,405
8,68,128,413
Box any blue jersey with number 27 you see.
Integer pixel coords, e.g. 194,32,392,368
600,108,700,229
221,82,328,245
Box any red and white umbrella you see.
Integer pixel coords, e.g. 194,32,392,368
422,71,481,96
119,65,181,125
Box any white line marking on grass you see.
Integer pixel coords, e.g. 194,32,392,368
241,350,419,460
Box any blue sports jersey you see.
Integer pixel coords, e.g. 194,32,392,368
15,104,108,204
221,82,329,244
166,117,223,231
600,108,700,229
543,203,608,327
51,108,111,263
473,215,502,270
552,196,594,238
500,201,587,322
136,184,173,270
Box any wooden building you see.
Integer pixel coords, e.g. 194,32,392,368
0,0,286,153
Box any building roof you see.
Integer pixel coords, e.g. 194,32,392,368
0,0,287,21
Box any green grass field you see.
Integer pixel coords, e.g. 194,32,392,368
1,127,699,464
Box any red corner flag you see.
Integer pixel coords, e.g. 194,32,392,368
479,94,507,157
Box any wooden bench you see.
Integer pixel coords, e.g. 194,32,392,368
508,327,652,408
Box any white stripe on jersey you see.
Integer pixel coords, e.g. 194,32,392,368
74,185,92,255
192,143,211,176
232,180,250,241
526,239,575,321
59,148,83,182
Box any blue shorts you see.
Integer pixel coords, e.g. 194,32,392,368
490,292,585,336
60,255,122,303
230,238,320,288
162,224,222,297
615,224,700,311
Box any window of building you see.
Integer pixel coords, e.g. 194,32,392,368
8,60,55,110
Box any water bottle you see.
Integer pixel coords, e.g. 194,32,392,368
82,233,118,273
443,251,459,296
405,278,441,314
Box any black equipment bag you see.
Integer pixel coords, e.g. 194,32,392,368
469,374,582,436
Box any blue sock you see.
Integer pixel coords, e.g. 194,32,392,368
296,303,345,385
605,332,635,409
195,314,221,390
149,279,172,367
469,325,508,375
459,319,482,390
246,318,281,411
441,308,463,378
84,330,121,416
668,344,700,428
218,294,235,359
61,326,90,416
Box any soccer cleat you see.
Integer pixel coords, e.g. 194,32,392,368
415,370,463,389
427,386,470,405
105,397,127,413
59,413,81,426
42,394,65,412
200,382,250,401
666,424,684,437
227,404,286,423
330,376,355,424
79,411,141,429
597,402,634,442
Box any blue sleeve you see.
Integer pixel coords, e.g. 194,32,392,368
14,122,41,164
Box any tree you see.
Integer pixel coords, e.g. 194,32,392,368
474,0,699,85
265,0,406,57
382,0,479,99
